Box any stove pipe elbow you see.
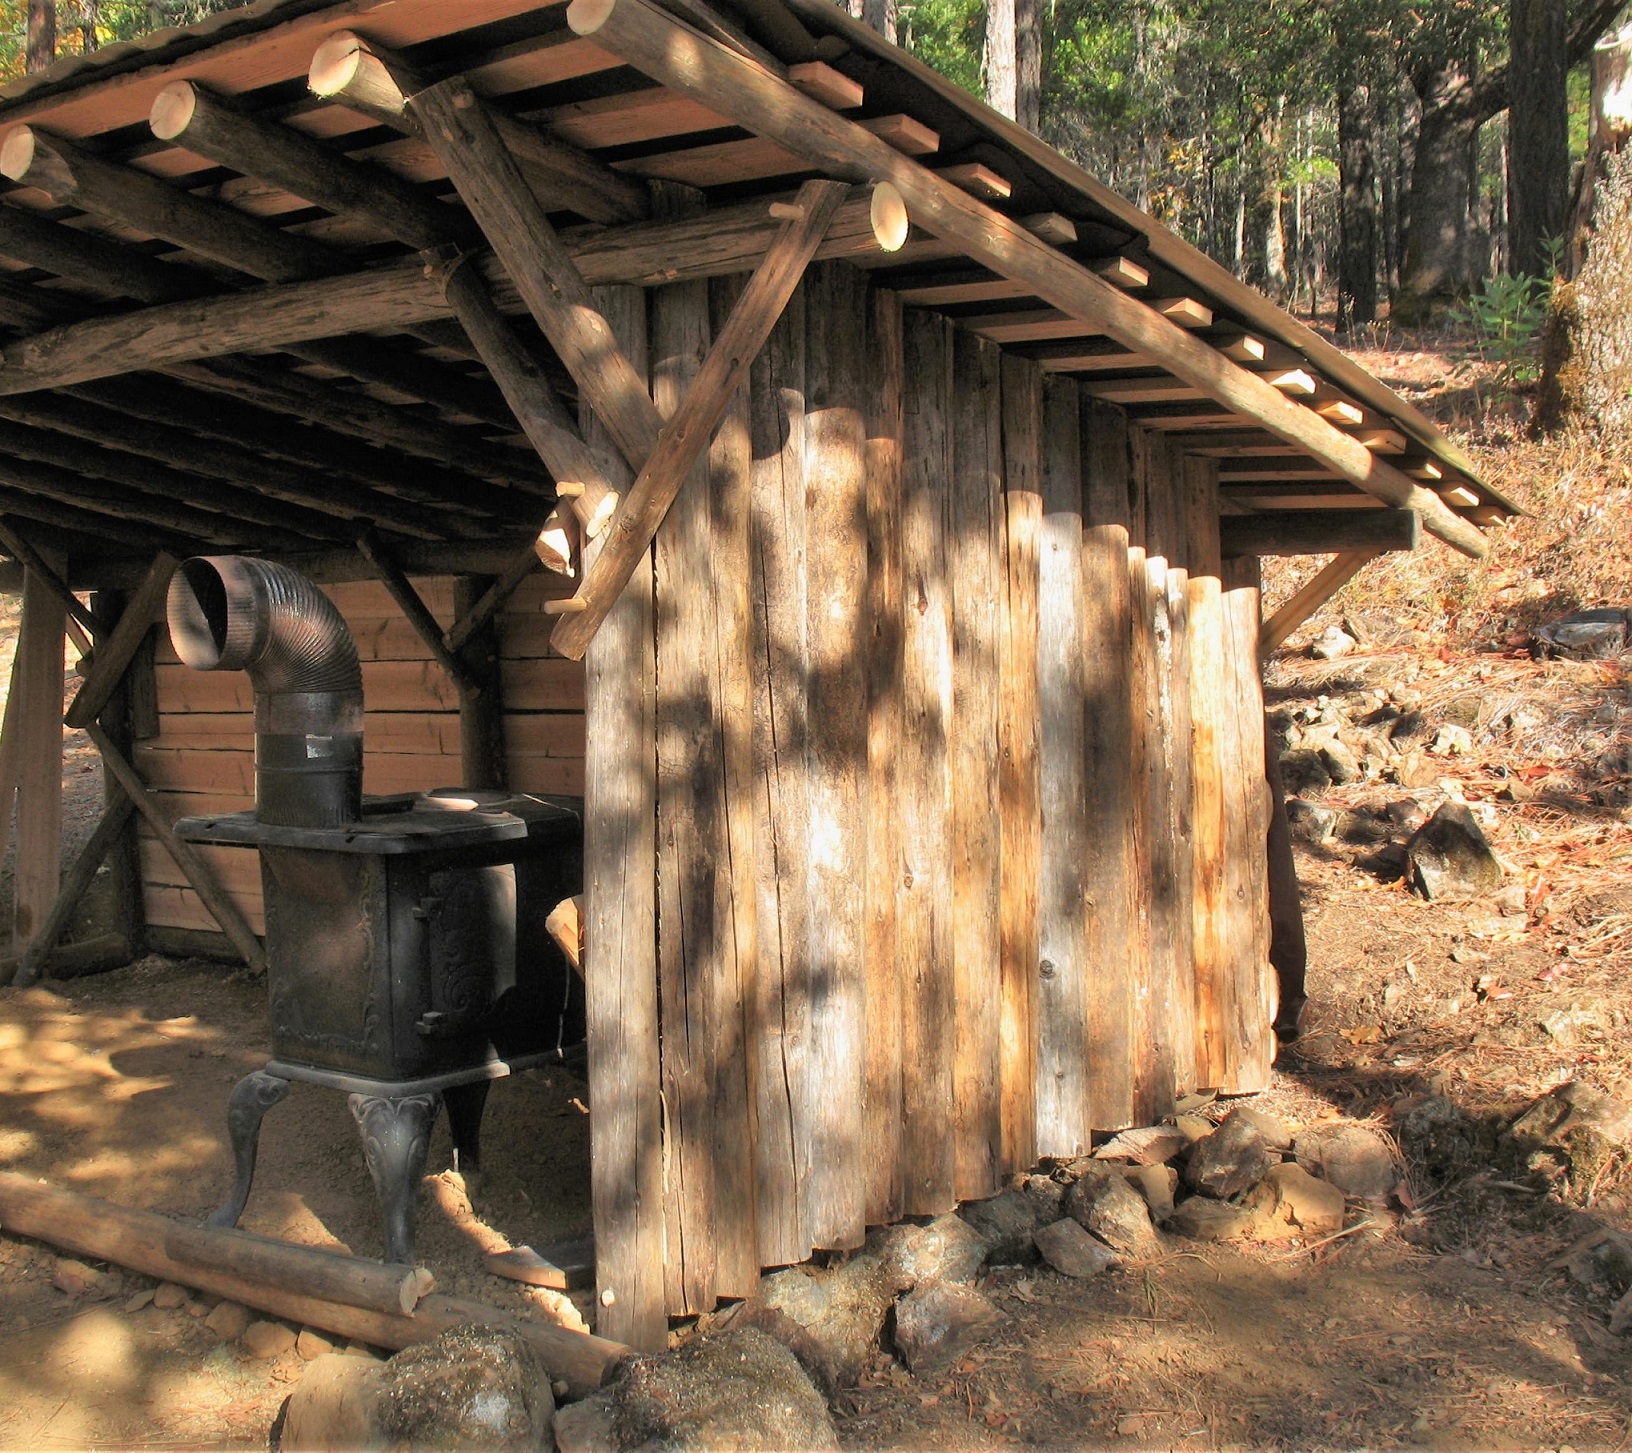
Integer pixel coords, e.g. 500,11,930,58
167,556,364,828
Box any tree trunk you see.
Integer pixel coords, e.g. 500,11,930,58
855,0,896,43
1015,0,1041,133
985,0,1017,121
1536,23,1632,434
26,0,56,72
1396,64,1490,324
1338,83,1380,333
1509,0,1569,277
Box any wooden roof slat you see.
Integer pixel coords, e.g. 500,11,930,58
0,482,185,550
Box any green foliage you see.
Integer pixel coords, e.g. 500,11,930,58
1449,272,1553,385
0,0,247,80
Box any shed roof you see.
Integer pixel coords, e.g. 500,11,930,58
0,0,1508,587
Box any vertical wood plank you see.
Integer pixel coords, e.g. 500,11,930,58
91,589,145,961
582,283,666,1352
746,279,811,1266
1080,525,1136,1132
1142,434,1183,563
949,326,1004,1202
1182,454,1223,579
898,307,956,1215
1083,399,1134,532
707,272,761,1298
1163,565,1197,1095
1141,555,1180,1113
1186,573,1229,1089
1221,559,1278,1092
801,259,869,1250
863,287,906,1226
1125,544,1161,1125
13,557,66,953
653,257,732,1312
1034,376,1089,1157
997,352,1041,1177
455,575,507,790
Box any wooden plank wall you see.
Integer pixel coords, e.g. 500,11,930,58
141,573,581,937
615,265,1279,1319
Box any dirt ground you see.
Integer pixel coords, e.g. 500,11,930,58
5,342,1632,1449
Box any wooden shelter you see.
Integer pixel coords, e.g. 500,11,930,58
0,0,1514,1352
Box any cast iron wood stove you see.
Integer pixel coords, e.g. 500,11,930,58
166,556,584,1265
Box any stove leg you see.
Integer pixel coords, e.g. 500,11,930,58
443,1080,490,1187
207,1070,291,1230
349,1091,440,1266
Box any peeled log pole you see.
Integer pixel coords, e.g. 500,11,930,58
553,179,852,659
0,1172,626,1398
565,0,1488,562
64,551,178,730
1258,550,1376,655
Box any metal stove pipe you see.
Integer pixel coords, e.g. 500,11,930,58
167,556,363,828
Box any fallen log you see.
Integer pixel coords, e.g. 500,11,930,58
0,1172,627,1397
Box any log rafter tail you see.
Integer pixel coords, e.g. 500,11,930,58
564,0,1488,561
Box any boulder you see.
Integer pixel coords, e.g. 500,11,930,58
1294,1124,1398,1201
243,1320,298,1360
1310,625,1357,660
1184,1109,1278,1200
1407,803,1503,901
1125,1164,1178,1223
1246,1163,1346,1238
876,1214,988,1288
1285,798,1338,845
1509,1082,1632,1190
51,1258,103,1299
1033,1219,1118,1279
1064,1164,1162,1257
1319,738,1363,785
959,1189,1039,1266
1230,1106,1292,1151
1019,1174,1066,1225
1278,750,1332,797
891,1283,1000,1374
1168,1198,1253,1242
1092,1124,1190,1166
1532,608,1631,660
152,1281,188,1310
736,1250,904,1392
203,1300,252,1342
560,1330,833,1453
297,1329,337,1362
279,1325,554,1453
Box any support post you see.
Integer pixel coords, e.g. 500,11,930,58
454,577,507,794
1258,551,1376,655
12,554,66,955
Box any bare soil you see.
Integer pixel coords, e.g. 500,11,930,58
4,340,1632,1450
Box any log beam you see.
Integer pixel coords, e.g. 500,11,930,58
552,178,851,658
86,722,266,974
149,80,471,251
564,0,1489,561
354,529,484,698
1220,508,1420,558
0,516,98,646
1258,551,1377,655
308,30,649,226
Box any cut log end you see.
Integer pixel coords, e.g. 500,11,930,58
567,0,618,35
0,126,38,183
544,597,589,615
871,181,908,252
148,81,200,142
307,31,371,100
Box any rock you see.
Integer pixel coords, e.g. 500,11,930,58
1126,1164,1178,1223
1019,1174,1066,1225
152,1281,188,1310
589,1329,834,1453
243,1320,298,1360
1279,749,1332,797
1168,1198,1253,1242
51,1258,101,1298
1494,882,1529,916
1295,1124,1398,1201
554,1394,618,1453
1174,1114,1213,1144
1407,803,1503,901
204,1300,252,1342
738,1248,905,1392
1064,1164,1162,1257
1092,1124,1190,1165
1532,608,1631,660
1395,1096,1495,1185
1319,738,1363,785
959,1189,1039,1265
1393,751,1441,789
1286,798,1338,844
1184,1109,1279,1200
280,1324,554,1453
877,1214,988,1288
1509,1082,1632,1189
1033,1219,1118,1279
186,1300,208,1318
1430,724,1473,756
1247,1163,1346,1238
376,1325,554,1451
891,1282,1000,1374
1310,625,1356,660
1231,1106,1292,1150
124,1288,155,1314
1382,797,1429,831
278,1353,385,1452
1390,709,1426,744
297,1329,337,1361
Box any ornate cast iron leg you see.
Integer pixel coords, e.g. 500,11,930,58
443,1080,491,1185
208,1069,291,1230
349,1092,440,1265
